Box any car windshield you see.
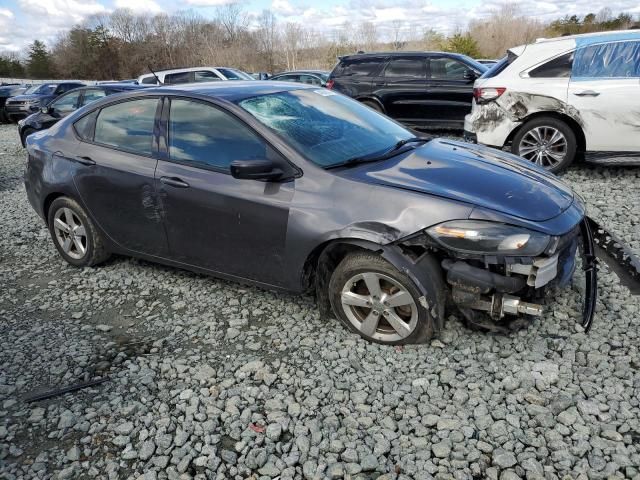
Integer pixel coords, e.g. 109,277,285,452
237,89,414,168
219,68,254,80
30,84,56,95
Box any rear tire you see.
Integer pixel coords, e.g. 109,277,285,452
511,117,577,173
328,252,441,345
47,197,110,267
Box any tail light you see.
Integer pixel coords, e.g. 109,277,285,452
473,87,506,104
325,79,334,90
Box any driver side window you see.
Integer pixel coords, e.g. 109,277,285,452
50,91,82,114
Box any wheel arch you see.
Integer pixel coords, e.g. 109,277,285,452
355,96,386,113
304,238,446,332
505,111,586,153
43,192,68,222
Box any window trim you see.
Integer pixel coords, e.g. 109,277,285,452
161,95,300,178
73,96,162,159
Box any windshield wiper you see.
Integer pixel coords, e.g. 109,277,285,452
325,137,429,170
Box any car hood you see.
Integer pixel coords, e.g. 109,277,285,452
8,94,47,102
340,139,574,222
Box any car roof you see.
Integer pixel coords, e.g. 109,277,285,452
340,51,469,60
145,81,314,101
273,70,328,76
534,29,639,45
139,66,235,77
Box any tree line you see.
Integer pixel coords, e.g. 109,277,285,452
1,5,638,81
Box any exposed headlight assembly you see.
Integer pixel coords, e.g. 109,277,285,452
426,220,550,256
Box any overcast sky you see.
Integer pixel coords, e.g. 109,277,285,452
1,0,639,53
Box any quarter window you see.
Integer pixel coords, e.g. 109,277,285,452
168,99,267,171
384,58,426,79
94,98,158,155
141,76,157,85
573,41,640,78
428,58,470,80
529,52,574,78
339,58,384,77
73,110,99,141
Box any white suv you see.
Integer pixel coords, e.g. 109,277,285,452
137,67,254,85
464,30,640,172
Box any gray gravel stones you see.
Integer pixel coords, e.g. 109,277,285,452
1,125,640,479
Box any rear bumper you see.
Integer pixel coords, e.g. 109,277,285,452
464,108,520,148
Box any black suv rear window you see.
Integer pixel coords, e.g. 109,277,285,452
337,58,385,77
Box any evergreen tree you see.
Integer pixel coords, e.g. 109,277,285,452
27,40,53,79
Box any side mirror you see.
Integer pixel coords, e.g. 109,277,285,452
230,159,283,181
40,106,51,114
463,70,478,82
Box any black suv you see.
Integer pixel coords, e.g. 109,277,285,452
327,52,487,129
4,82,86,122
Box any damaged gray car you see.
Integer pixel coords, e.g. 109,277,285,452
24,82,640,344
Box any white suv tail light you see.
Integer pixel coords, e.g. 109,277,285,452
473,87,506,104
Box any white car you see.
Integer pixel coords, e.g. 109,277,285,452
137,66,254,85
464,30,640,172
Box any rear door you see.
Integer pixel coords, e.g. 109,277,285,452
154,97,294,285
568,40,640,152
426,55,478,125
72,97,168,256
334,56,385,99
379,56,428,123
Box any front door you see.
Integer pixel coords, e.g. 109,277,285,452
155,98,294,286
568,40,640,152
426,56,478,125
73,97,168,256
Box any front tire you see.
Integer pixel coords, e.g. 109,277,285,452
47,197,110,267
511,117,577,173
328,252,440,345
360,99,383,113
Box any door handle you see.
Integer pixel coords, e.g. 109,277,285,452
74,156,95,166
160,176,190,188
573,90,600,97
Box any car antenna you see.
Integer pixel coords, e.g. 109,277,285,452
148,65,163,85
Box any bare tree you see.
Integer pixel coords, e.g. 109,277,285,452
283,22,303,70
355,21,378,52
389,20,405,50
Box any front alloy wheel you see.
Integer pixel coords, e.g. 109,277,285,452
340,272,418,342
329,252,443,345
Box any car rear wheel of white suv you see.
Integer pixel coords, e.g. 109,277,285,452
511,117,577,173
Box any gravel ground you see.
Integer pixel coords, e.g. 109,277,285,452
1,123,639,480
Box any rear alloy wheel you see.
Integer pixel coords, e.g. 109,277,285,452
512,117,577,173
329,252,441,344
47,197,110,267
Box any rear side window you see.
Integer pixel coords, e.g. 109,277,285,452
194,70,220,82
94,98,158,155
573,41,640,78
168,99,267,171
529,52,574,78
338,58,385,77
384,58,426,79
165,72,191,84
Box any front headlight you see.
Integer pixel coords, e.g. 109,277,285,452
426,220,550,256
